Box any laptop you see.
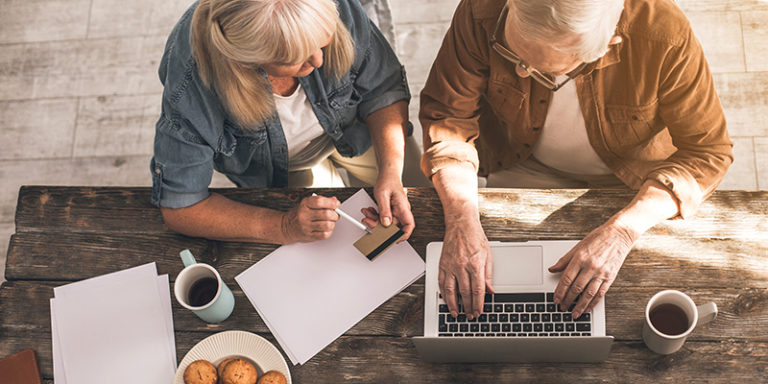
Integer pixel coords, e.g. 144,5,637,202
413,241,613,363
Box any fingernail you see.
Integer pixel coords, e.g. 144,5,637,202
451,311,457,318
573,311,581,318
467,315,473,320
382,217,391,226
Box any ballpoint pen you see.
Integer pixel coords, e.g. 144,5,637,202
311,193,371,234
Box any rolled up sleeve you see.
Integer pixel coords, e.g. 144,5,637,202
151,115,214,209
419,0,490,179
647,28,733,218
355,19,411,121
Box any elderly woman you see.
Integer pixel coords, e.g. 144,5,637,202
151,0,422,243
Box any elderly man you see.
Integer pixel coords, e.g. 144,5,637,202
420,0,732,321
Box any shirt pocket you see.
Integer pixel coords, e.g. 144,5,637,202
603,101,660,146
327,81,362,126
485,79,526,125
215,120,269,174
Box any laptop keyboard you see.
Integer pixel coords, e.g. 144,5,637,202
437,292,592,337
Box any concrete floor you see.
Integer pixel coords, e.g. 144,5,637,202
1,0,767,283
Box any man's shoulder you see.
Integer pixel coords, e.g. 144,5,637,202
620,0,692,47
452,0,505,21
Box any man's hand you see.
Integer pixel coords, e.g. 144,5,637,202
549,219,639,318
359,171,415,241
281,195,341,243
438,217,494,319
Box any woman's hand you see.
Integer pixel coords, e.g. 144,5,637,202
360,170,415,241
281,195,341,243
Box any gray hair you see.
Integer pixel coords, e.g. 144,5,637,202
508,0,624,63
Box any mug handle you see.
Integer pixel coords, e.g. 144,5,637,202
180,249,197,267
696,302,718,326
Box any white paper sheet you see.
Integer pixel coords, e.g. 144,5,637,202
236,189,425,364
50,263,176,384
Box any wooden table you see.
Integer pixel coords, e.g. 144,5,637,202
1,186,767,382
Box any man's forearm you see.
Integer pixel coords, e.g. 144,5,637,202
609,179,680,241
432,163,480,224
160,193,289,243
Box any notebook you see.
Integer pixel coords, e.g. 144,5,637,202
413,241,613,363
0,349,42,384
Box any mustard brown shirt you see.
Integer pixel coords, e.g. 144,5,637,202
420,0,733,218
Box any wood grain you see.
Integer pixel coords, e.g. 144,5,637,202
4,186,768,383
2,282,766,341
1,331,767,382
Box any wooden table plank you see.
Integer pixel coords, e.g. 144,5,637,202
3,281,766,341
2,331,766,382
14,187,768,240
7,231,767,288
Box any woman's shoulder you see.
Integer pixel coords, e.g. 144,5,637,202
335,0,371,43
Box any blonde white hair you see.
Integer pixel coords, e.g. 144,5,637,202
192,0,355,127
508,0,624,63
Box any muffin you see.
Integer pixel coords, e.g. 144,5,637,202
217,358,236,378
257,370,287,384
184,360,218,384
220,359,258,384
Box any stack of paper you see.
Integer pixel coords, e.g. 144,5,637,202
236,189,425,365
50,263,176,383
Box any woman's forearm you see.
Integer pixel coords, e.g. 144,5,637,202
160,193,290,243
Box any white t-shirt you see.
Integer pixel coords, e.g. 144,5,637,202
273,83,335,170
532,77,612,175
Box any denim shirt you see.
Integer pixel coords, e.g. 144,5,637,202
151,0,411,208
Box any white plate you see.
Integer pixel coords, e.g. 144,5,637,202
174,330,291,384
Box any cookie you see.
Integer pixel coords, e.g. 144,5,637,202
183,360,218,384
220,359,258,384
217,358,236,378
257,370,287,384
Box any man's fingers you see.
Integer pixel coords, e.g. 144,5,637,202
438,270,459,317
470,267,487,317
561,270,592,311
457,270,474,320
553,261,580,306
485,250,494,294
548,251,574,273
572,278,603,318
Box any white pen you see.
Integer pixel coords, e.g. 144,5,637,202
311,193,372,234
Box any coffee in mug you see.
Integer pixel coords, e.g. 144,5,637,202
174,249,235,323
649,303,689,336
188,277,219,307
642,290,717,354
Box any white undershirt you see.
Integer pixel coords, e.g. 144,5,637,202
273,83,327,160
532,77,612,175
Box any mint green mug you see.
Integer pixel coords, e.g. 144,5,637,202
174,249,235,323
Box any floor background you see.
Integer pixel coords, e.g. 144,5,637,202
1,0,767,284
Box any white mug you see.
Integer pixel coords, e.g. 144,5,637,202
174,249,235,323
642,290,717,355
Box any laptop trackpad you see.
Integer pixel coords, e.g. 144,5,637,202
492,246,543,286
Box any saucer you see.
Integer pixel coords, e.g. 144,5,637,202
174,330,291,383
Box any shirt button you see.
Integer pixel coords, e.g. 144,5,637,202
539,99,547,104
154,168,161,174
533,127,540,131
